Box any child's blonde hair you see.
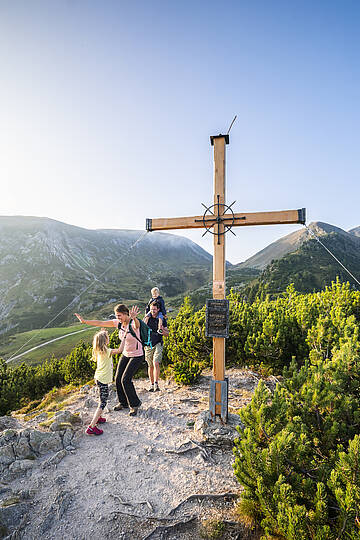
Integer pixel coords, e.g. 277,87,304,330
92,330,109,362
151,287,160,296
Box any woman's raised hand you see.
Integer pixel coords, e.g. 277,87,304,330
129,305,140,319
75,313,84,323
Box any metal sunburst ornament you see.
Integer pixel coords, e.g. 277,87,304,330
195,195,245,244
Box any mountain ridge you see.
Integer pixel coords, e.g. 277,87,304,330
236,221,359,270
0,216,213,336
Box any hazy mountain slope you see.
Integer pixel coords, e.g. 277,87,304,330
0,216,212,335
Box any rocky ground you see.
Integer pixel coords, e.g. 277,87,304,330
0,369,270,540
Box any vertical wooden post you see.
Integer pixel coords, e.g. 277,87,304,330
211,135,228,416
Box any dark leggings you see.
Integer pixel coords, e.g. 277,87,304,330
96,380,109,410
115,354,144,408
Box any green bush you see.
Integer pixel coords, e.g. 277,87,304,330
62,342,93,384
164,297,212,367
233,327,360,539
169,358,203,386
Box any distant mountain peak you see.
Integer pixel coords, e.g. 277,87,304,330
236,221,356,270
349,226,360,237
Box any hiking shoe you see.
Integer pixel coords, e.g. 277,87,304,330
86,425,103,436
114,403,128,411
148,384,155,392
154,382,160,392
97,417,106,424
129,401,141,416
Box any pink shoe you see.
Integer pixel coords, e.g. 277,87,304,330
86,425,103,435
97,417,106,424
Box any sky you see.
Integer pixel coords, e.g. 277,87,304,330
0,0,359,264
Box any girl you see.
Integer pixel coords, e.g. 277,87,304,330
86,329,121,436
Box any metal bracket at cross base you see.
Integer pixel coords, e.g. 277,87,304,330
209,378,229,423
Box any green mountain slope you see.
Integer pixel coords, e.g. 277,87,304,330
242,222,360,298
0,216,213,336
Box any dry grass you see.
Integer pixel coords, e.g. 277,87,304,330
13,383,85,420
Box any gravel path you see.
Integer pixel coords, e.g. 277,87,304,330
1,369,260,539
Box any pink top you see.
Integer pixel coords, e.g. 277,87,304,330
119,321,143,357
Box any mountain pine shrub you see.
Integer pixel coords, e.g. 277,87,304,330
167,357,203,385
233,326,360,539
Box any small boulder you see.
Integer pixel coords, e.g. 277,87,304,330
13,438,35,460
9,459,35,474
0,416,21,432
0,429,18,447
29,430,62,455
49,411,82,431
0,501,29,534
42,449,67,468
194,411,244,447
84,397,97,409
0,444,15,469
62,428,74,448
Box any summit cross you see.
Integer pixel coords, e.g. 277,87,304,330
146,134,305,422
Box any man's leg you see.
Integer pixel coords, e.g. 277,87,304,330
114,355,130,407
145,347,155,390
153,343,163,391
153,361,160,384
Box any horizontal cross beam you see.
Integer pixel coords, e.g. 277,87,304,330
146,208,305,232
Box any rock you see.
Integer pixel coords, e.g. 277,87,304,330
29,430,62,455
0,429,18,446
9,459,35,474
78,411,89,423
34,412,48,422
50,421,72,432
54,490,72,519
53,411,80,423
0,484,11,496
0,416,21,432
62,428,74,448
15,488,36,500
42,449,67,468
19,427,33,439
50,411,82,431
194,411,244,446
1,496,20,507
0,444,15,469
80,384,90,393
84,397,97,409
0,501,28,531
13,438,36,460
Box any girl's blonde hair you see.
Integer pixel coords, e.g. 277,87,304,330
92,330,109,362
151,287,160,296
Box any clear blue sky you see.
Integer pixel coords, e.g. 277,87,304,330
1,0,359,263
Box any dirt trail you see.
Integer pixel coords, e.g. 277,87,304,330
0,369,261,539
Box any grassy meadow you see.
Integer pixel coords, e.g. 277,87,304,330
1,325,97,366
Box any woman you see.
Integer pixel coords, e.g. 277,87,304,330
75,304,143,416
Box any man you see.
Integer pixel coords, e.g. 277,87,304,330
144,301,169,392
75,304,143,416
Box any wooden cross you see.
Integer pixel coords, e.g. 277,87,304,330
146,134,305,422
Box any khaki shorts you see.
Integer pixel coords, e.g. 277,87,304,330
145,343,163,365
